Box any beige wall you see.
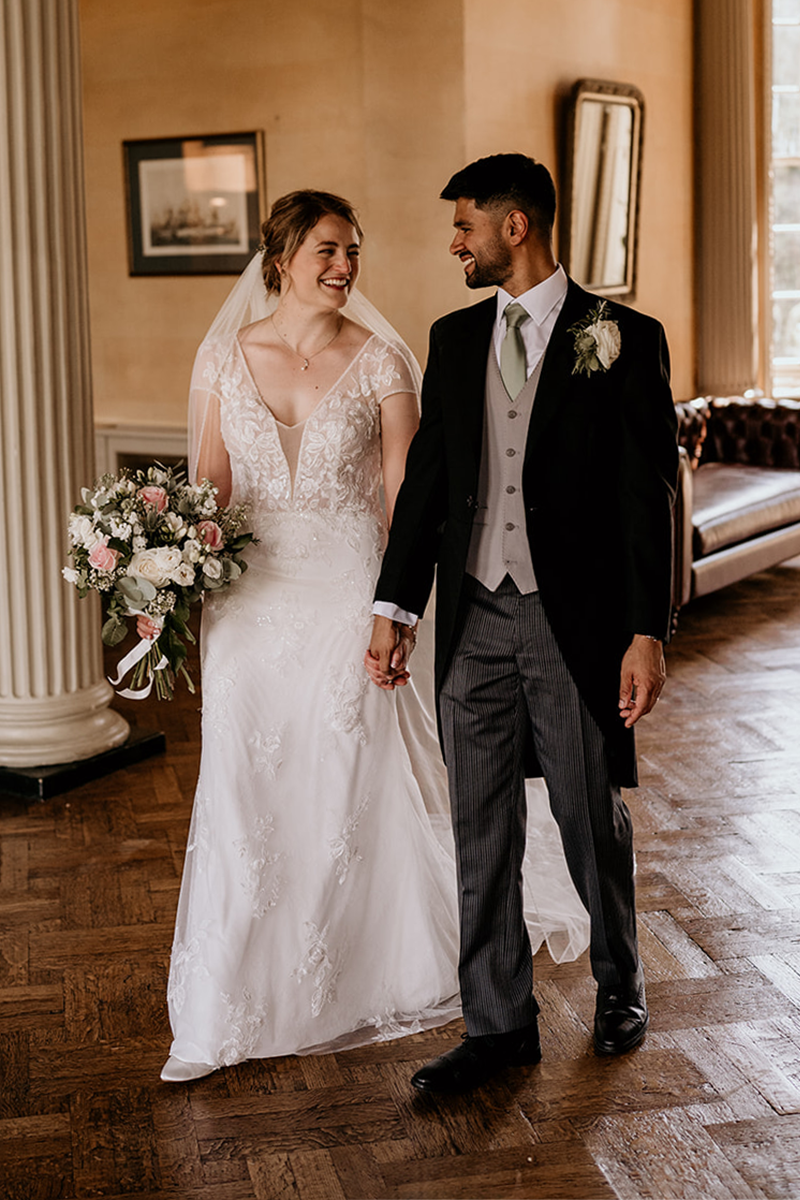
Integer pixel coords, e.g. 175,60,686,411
464,0,694,393
80,0,695,430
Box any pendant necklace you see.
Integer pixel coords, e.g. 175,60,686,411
272,314,343,371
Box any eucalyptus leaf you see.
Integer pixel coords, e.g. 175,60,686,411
117,575,157,606
101,614,128,647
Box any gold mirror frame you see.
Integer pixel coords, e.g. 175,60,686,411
560,79,645,299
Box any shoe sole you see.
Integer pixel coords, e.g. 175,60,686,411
593,1016,649,1056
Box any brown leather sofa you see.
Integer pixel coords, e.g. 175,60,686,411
673,395,800,609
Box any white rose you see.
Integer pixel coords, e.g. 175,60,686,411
69,514,100,549
128,546,183,588
110,520,132,541
592,320,621,370
173,561,196,587
203,558,223,581
183,539,202,563
164,512,186,538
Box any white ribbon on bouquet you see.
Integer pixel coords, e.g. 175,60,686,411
107,612,167,699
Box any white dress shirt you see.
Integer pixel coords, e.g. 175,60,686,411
374,266,568,627
492,264,568,377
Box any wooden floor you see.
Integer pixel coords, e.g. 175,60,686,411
3,559,800,1199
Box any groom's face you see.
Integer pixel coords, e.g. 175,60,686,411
449,198,512,290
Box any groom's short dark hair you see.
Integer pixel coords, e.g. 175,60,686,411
440,153,556,238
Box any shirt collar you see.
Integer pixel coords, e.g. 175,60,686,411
496,264,568,327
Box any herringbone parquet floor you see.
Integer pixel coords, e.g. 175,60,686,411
2,558,800,1199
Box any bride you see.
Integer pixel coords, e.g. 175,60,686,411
158,189,589,1082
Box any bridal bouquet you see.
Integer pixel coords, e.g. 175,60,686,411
63,464,255,699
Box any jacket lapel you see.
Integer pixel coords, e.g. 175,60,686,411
447,298,495,472
524,278,594,460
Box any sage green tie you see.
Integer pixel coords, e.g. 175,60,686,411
500,301,528,399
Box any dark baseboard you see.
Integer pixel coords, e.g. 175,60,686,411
0,730,166,801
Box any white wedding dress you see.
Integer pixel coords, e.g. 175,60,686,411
166,330,589,1068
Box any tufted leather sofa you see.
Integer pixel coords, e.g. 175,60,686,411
673,395,800,608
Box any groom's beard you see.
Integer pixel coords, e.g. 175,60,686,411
465,232,513,290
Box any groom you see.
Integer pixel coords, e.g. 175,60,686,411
367,153,678,1094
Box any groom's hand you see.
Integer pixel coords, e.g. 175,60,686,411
618,635,666,727
365,615,415,690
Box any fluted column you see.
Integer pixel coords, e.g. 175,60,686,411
0,0,128,766
695,0,759,394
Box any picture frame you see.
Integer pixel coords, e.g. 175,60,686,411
123,132,265,276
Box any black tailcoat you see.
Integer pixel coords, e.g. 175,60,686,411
376,280,679,788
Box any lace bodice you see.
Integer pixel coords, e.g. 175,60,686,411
201,333,415,533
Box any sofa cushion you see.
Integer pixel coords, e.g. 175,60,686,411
692,463,800,557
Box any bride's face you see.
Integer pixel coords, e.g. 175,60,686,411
279,213,361,309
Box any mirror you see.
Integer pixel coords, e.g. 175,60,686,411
560,79,644,299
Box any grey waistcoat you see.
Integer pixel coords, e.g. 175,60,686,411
465,349,544,593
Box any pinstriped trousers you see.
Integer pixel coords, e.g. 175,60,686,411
440,575,640,1036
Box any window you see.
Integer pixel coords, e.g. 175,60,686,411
770,0,800,395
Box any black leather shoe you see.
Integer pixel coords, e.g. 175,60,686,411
593,981,649,1055
410,1019,541,1094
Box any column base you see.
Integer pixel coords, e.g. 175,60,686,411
0,729,166,801
0,681,131,767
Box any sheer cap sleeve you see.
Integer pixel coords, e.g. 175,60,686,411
374,341,420,407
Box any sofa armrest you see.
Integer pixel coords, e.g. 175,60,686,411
704,396,800,468
672,445,694,610
674,399,710,467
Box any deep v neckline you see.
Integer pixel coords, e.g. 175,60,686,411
234,331,377,503
235,331,377,430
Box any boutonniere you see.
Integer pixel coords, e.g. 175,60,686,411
569,300,621,376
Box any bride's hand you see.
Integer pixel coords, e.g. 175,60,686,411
136,615,161,641
364,618,415,689
364,648,410,689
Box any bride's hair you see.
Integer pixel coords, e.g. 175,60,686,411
260,190,364,295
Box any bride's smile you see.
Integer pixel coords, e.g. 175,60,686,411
278,212,361,311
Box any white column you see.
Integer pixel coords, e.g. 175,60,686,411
0,0,128,766
695,0,759,394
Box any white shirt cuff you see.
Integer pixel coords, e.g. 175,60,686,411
372,601,419,626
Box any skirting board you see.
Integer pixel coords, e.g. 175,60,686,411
0,730,166,801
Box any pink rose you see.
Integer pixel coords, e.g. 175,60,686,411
88,536,120,573
197,520,224,551
138,485,168,512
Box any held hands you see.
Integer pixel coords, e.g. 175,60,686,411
364,615,417,690
618,635,666,728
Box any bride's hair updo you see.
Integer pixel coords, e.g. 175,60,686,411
260,190,364,295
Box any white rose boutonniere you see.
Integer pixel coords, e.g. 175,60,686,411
570,300,622,376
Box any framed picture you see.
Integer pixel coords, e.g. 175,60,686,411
123,132,265,275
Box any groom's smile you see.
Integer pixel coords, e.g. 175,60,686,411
449,197,512,290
